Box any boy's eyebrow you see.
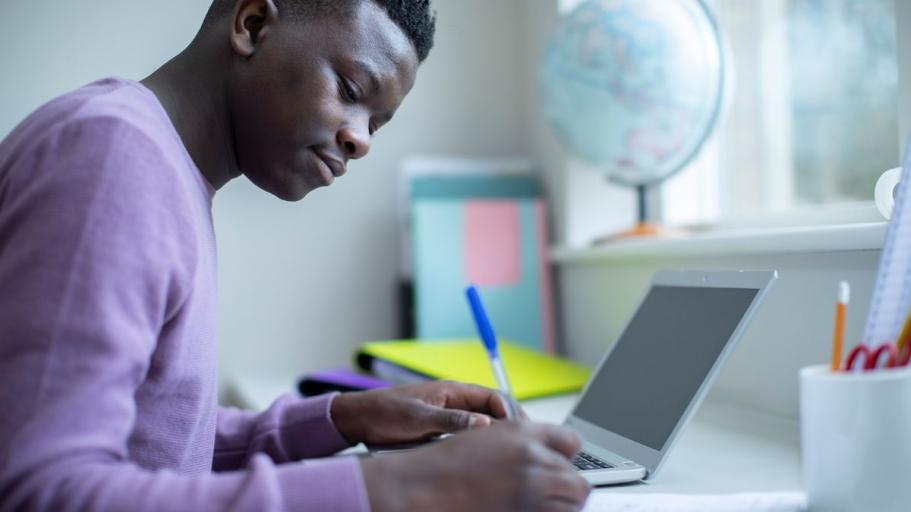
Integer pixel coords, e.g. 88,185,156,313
352,60,381,92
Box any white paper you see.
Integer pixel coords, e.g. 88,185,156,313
582,492,806,512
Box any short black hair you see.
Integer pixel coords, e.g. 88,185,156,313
204,0,436,62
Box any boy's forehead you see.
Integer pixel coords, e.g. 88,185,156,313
328,2,418,91
343,2,417,69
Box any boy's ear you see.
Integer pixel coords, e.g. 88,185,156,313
229,0,280,58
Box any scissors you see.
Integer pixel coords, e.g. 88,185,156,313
844,341,911,371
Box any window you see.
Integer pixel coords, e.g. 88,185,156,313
553,0,902,238
663,0,899,226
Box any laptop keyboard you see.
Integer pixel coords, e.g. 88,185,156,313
571,451,614,471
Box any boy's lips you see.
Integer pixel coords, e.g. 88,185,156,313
313,149,346,178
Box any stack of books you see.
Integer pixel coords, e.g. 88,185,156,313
298,338,591,400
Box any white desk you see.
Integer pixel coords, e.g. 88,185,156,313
229,376,802,496
522,395,801,494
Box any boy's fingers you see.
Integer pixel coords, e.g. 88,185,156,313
437,382,510,419
423,407,492,433
530,423,582,460
533,467,592,508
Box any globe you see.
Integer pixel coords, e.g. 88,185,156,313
540,0,725,191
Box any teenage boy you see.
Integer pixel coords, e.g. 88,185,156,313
0,1,591,510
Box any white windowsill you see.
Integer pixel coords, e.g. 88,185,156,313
551,222,888,264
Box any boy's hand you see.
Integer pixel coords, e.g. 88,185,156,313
360,422,592,512
330,381,522,445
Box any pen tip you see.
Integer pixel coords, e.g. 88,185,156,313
838,281,850,303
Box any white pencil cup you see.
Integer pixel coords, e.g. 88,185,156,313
799,365,911,512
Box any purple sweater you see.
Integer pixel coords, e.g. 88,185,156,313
0,78,370,511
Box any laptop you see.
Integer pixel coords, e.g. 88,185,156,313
566,269,777,485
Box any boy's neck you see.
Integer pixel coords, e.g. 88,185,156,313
142,36,240,192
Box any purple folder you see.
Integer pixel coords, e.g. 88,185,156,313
297,367,392,397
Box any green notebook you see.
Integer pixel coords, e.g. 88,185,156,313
355,339,591,400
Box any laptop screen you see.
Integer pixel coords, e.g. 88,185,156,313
572,285,758,451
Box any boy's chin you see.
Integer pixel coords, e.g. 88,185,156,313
244,168,318,202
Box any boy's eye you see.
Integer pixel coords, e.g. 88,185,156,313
340,78,359,102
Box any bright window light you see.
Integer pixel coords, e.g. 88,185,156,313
663,0,898,227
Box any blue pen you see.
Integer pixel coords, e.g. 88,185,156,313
465,285,520,421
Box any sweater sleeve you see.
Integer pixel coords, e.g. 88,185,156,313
0,117,370,512
213,393,354,471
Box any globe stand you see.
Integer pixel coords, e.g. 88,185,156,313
594,184,670,244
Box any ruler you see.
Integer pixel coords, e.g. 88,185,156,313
863,141,911,346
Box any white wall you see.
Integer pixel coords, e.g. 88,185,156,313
0,1,212,137
0,1,550,392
